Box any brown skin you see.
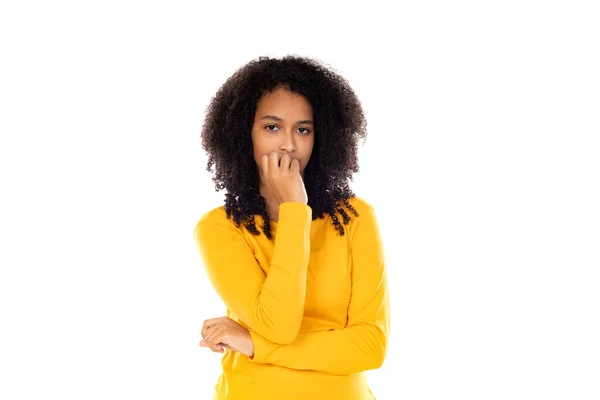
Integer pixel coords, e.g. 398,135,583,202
251,86,315,221
200,316,255,357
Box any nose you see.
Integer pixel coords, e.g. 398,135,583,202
279,131,296,153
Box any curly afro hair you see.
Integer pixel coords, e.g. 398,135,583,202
200,55,368,239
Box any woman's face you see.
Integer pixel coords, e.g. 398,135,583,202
251,86,315,179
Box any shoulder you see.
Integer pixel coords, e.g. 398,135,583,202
197,204,228,224
343,195,379,239
344,195,376,218
340,195,374,233
194,204,235,239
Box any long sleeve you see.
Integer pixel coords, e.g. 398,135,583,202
248,203,390,374
194,202,312,344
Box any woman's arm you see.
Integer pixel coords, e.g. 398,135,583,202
194,202,312,344
248,203,390,374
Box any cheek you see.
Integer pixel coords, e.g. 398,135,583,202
252,142,261,159
253,142,271,161
253,133,279,156
304,140,315,161
251,131,264,159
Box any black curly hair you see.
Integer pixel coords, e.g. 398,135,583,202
200,55,368,239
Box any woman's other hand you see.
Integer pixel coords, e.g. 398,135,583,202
200,316,255,358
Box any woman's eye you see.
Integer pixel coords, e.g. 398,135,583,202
264,125,310,134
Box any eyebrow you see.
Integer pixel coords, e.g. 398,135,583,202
260,115,314,125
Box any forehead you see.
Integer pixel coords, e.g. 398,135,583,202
255,87,313,117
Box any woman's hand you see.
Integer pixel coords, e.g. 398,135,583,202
259,151,308,221
200,316,255,358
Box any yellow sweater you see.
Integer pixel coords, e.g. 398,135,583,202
193,196,389,400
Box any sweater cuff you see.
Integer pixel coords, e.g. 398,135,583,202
278,202,312,225
248,329,278,364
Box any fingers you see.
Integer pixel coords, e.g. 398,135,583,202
290,158,300,173
202,317,227,352
201,317,223,338
200,340,224,353
260,154,269,179
200,317,229,354
268,151,281,172
204,324,227,352
200,339,224,353
280,152,293,171
264,151,296,173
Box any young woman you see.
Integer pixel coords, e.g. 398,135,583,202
194,55,389,399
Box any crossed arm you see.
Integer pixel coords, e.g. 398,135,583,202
196,201,389,374
194,202,312,344
248,204,389,374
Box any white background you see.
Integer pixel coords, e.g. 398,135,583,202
1,1,599,399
